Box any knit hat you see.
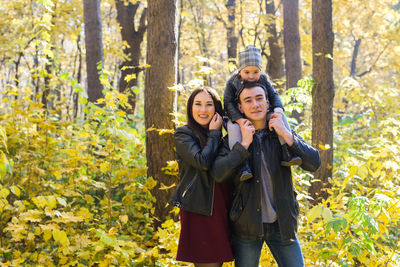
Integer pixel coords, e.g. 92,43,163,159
238,46,263,71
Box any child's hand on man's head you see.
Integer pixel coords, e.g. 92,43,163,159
269,113,294,146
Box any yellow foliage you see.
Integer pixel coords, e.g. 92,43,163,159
19,209,43,222
52,229,70,247
0,187,10,198
119,215,128,224
99,162,109,174
0,0,399,264
144,177,157,190
0,85,158,265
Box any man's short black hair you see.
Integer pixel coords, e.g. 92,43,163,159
236,81,268,102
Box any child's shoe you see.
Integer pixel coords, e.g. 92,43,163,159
281,144,302,167
239,161,253,181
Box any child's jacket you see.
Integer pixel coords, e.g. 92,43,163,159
223,73,283,122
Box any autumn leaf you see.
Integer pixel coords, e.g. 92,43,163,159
52,229,70,247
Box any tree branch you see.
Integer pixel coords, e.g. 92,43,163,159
350,38,361,76
211,0,227,28
357,41,390,77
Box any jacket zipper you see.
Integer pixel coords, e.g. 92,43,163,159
182,178,195,198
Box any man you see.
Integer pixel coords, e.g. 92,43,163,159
211,81,321,267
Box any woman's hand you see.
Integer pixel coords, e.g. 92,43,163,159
209,113,223,130
240,119,255,149
235,118,247,128
273,107,284,114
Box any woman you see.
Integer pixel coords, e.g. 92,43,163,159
169,87,233,267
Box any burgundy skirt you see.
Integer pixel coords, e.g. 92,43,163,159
176,180,233,263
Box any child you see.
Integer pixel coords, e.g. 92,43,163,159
224,45,302,181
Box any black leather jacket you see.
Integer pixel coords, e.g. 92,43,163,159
210,128,321,242
169,125,249,216
223,73,283,122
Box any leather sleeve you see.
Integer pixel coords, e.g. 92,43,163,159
288,132,321,172
223,76,244,122
174,127,222,171
210,140,251,183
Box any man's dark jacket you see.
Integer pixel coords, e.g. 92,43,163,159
210,128,321,242
169,125,249,216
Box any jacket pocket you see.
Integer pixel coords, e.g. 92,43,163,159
229,183,246,222
229,194,243,222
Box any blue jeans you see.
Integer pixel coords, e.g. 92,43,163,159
232,222,304,267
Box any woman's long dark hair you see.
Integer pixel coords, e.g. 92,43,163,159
186,87,223,147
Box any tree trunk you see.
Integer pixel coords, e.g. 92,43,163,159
177,0,184,84
34,47,40,97
42,46,58,111
310,0,334,203
226,0,238,65
42,55,53,109
83,0,104,103
115,0,147,114
283,0,302,89
265,0,283,82
283,0,303,122
145,0,178,228
73,35,83,118
15,52,23,96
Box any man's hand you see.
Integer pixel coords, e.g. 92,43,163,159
269,112,294,146
209,113,223,130
240,119,255,149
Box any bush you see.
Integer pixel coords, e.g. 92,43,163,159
0,86,157,266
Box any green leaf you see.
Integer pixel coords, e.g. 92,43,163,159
341,238,352,246
306,205,323,222
349,243,362,256
318,249,337,260
326,218,347,233
322,206,334,221
96,61,103,70
363,238,375,252
60,72,70,80
131,86,140,95
0,151,10,179
57,197,67,207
